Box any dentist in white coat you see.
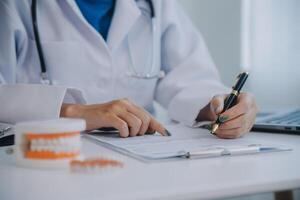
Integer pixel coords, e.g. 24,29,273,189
0,0,258,138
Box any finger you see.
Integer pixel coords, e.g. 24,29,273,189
215,127,246,139
220,94,252,121
124,103,152,135
103,114,129,138
149,117,166,136
119,100,165,136
210,94,226,115
145,127,156,135
118,111,142,137
219,113,248,130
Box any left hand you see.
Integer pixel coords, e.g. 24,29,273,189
198,92,259,139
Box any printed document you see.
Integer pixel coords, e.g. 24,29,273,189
85,123,290,161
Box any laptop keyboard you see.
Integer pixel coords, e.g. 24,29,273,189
261,110,300,125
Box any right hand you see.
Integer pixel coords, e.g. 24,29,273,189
60,99,167,138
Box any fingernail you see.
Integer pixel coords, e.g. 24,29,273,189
219,115,229,123
164,129,172,136
201,124,212,130
145,130,155,135
214,106,221,113
214,107,218,113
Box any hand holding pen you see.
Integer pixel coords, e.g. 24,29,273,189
201,72,259,139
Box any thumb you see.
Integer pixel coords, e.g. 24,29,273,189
210,95,226,115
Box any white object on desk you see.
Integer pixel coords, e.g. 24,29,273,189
85,124,291,161
1,130,300,200
15,118,85,169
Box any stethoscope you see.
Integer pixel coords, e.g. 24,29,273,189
31,0,165,85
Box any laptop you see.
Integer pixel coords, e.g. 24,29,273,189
252,108,300,134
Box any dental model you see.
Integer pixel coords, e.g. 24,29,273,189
70,158,124,173
15,118,86,169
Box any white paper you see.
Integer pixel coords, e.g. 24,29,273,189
85,124,288,161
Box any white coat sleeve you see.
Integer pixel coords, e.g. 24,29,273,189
155,1,230,126
0,1,85,124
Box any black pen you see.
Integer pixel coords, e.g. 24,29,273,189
211,72,249,134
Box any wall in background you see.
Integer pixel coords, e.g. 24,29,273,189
178,0,300,109
242,0,300,109
178,0,242,87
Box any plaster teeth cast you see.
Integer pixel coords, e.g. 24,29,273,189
25,132,81,159
15,118,86,169
70,158,124,173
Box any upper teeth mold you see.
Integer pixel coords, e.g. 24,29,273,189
15,118,86,169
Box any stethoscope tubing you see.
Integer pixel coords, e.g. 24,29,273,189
31,0,160,84
31,0,50,84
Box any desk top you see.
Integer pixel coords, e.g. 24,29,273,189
0,131,300,200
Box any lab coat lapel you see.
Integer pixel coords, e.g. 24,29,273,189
60,0,110,53
107,0,141,51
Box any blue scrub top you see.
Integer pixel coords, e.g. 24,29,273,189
75,0,116,41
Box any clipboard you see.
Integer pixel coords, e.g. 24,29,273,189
84,124,292,162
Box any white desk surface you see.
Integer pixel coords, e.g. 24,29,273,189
0,130,300,200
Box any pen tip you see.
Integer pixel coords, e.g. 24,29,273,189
211,124,219,135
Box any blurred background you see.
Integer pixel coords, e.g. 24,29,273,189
179,0,300,111
178,1,300,199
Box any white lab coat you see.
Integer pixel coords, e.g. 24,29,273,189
0,0,228,126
